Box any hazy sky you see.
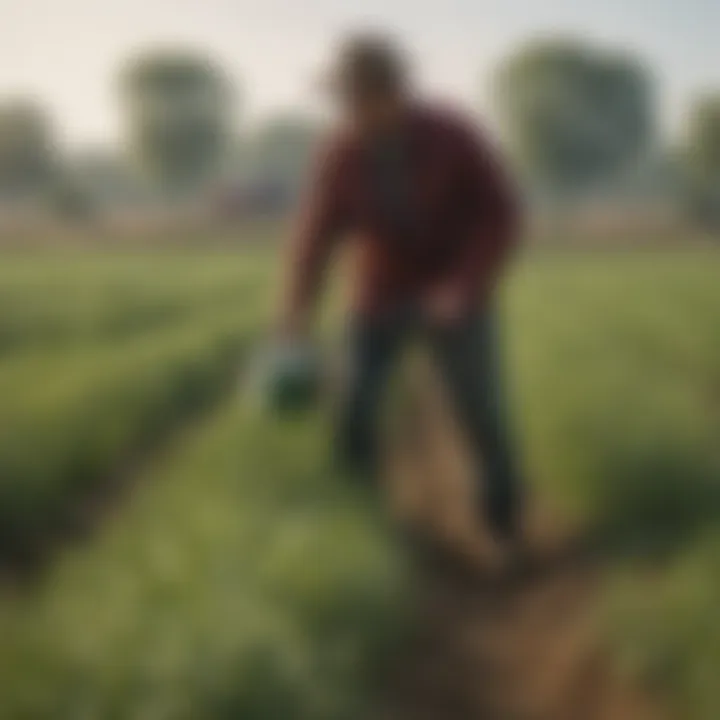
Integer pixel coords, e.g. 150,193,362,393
0,0,717,147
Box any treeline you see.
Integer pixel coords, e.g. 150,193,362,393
0,48,323,223
493,39,719,230
0,37,718,228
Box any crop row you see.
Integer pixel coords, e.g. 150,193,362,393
0,308,263,557
0,406,409,719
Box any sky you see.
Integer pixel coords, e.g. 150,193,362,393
0,0,717,148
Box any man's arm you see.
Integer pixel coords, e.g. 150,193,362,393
281,139,349,336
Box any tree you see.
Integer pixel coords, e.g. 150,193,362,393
65,149,141,207
48,149,124,220
245,114,322,192
119,49,236,196
493,39,655,201
682,95,720,228
0,100,56,199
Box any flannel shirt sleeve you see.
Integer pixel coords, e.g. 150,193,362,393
284,138,350,314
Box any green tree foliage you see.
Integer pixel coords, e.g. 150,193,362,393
61,149,144,211
0,99,56,199
683,95,720,228
245,114,322,190
493,39,655,199
119,49,236,196
50,178,96,221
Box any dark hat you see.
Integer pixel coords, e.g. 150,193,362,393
320,31,409,99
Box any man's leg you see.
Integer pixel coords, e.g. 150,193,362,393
335,314,404,483
428,311,524,541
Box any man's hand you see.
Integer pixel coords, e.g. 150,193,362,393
422,283,470,326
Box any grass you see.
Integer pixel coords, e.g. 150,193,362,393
0,407,409,720
502,250,720,718
0,313,262,555
0,252,269,354
505,251,720,541
0,253,273,556
0,244,719,718
605,532,720,720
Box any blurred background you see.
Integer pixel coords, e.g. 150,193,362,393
0,1,718,719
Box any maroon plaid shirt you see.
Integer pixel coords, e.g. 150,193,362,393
286,103,521,318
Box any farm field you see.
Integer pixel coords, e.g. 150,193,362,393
0,252,272,563
0,243,718,719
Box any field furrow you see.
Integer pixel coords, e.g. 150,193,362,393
1,247,719,719
0,405,408,720
0,259,270,563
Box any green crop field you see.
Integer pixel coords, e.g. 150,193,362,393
0,253,274,557
0,244,718,719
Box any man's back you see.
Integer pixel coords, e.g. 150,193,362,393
288,102,520,317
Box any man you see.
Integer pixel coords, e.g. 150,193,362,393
279,32,524,545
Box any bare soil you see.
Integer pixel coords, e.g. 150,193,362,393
380,363,666,720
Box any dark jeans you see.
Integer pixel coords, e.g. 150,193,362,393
335,306,522,527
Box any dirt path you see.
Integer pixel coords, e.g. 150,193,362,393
380,364,665,720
